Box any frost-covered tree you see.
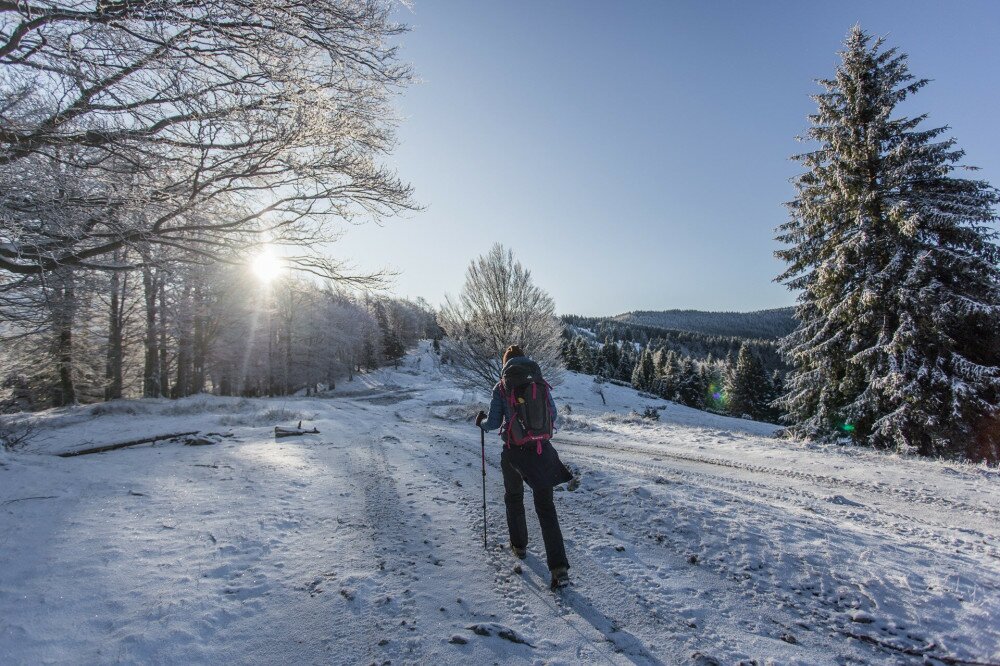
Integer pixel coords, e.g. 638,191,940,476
655,350,681,401
601,337,621,375
764,370,784,423
616,346,636,383
438,244,564,390
631,347,656,392
702,362,727,413
675,358,706,408
0,0,414,280
576,337,596,375
727,343,771,420
776,27,1000,460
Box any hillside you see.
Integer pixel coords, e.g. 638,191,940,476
1,341,997,664
613,308,796,340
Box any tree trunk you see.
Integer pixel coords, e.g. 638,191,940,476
266,296,275,396
104,260,125,401
142,265,160,398
173,282,192,398
283,313,293,396
191,282,207,394
158,275,170,397
53,269,77,406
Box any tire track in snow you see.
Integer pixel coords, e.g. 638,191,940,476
556,441,997,663
559,434,999,520
558,438,1000,562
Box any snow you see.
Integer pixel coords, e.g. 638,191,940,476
1,341,998,664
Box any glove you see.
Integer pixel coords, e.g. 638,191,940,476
475,410,487,427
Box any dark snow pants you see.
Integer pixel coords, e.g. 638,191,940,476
501,448,569,572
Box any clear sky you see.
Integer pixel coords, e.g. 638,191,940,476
330,1,1000,316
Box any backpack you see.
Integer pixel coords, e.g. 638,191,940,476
500,360,554,453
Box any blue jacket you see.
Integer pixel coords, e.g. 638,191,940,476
481,356,557,434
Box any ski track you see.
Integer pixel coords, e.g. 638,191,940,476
2,344,998,665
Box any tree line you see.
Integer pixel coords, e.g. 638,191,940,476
563,316,786,374
612,308,796,340
562,334,781,422
0,259,438,411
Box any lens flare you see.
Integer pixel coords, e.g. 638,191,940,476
707,383,728,409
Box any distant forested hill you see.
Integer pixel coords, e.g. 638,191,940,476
612,308,796,340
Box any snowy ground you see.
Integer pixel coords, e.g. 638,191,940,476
1,341,998,665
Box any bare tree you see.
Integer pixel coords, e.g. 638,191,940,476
439,244,564,391
0,0,416,278
0,0,423,406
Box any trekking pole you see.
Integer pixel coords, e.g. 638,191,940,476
480,425,487,550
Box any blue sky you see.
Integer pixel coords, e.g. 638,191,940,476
331,1,1000,316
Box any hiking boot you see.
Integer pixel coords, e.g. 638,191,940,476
550,566,569,590
510,543,526,560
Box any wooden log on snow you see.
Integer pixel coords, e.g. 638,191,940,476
274,426,320,438
59,431,201,457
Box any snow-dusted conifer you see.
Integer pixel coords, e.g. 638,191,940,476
601,336,620,373
632,348,656,392
656,350,681,401
562,340,580,372
727,343,769,420
776,27,1000,459
575,337,594,374
675,358,705,408
616,348,635,383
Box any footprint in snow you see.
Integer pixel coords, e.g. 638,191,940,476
466,623,533,646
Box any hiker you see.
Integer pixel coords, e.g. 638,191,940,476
477,345,573,589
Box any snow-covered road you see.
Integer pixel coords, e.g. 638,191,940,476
2,343,998,664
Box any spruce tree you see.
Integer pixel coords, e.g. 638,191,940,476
675,358,705,408
600,337,620,377
699,361,722,411
617,348,634,383
763,370,785,422
383,330,405,368
776,27,1000,459
575,337,593,374
632,347,656,392
563,340,581,372
654,349,668,376
727,343,769,419
658,350,680,401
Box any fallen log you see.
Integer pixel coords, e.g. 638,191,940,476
274,422,320,438
59,431,200,457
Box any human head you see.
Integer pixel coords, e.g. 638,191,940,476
502,345,524,366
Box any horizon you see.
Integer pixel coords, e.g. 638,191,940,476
563,305,794,319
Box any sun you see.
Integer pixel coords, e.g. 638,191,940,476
250,247,284,283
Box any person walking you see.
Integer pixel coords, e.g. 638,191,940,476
477,345,573,589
